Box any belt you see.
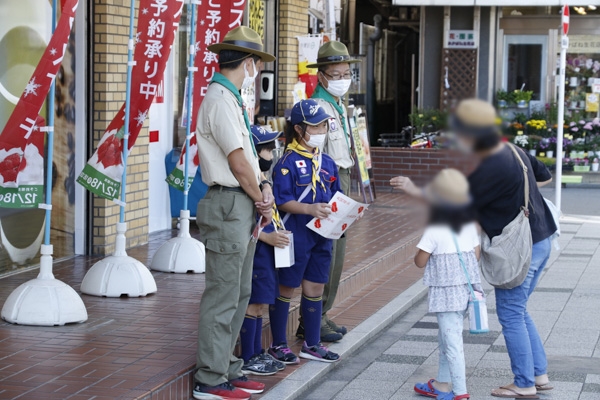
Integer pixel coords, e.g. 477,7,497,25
210,185,246,194
339,167,352,174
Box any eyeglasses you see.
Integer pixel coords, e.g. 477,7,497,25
321,70,352,81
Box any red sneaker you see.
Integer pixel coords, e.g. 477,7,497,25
193,381,251,400
230,376,265,394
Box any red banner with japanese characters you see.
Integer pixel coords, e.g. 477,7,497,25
0,0,79,208
77,0,184,201
166,0,246,191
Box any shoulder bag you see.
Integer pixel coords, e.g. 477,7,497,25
479,144,533,289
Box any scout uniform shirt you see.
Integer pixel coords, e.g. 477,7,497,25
196,76,261,188
312,86,354,170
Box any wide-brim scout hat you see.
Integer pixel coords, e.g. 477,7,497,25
251,125,283,146
207,26,275,62
450,98,499,137
423,168,471,207
306,41,360,69
291,99,332,126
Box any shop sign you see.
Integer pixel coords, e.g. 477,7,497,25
560,35,600,54
0,0,79,208
77,0,184,201
445,30,477,49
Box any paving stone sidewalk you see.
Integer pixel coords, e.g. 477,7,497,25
304,216,600,400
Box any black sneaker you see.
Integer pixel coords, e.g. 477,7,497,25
327,318,348,335
299,342,340,363
259,351,286,371
192,381,251,399
268,343,299,365
320,322,343,342
241,354,278,376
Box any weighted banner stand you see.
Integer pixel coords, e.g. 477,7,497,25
151,0,205,274
80,0,157,297
1,0,88,325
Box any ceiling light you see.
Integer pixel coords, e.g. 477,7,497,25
588,5,597,10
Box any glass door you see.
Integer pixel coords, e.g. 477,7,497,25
503,35,548,109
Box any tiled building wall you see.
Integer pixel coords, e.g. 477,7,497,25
91,0,149,255
277,0,309,114
371,148,480,189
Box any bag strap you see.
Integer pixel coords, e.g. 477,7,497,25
452,233,477,302
508,144,530,210
281,152,322,226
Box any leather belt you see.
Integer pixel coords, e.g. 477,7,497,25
211,185,246,194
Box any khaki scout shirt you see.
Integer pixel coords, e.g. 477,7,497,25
196,82,261,187
314,98,355,170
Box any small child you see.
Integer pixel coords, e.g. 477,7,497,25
268,99,342,364
413,169,481,400
239,126,290,376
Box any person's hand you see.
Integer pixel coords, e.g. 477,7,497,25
309,203,332,219
259,207,273,227
263,231,291,248
390,176,422,198
255,186,274,212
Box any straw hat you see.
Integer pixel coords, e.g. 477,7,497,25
450,98,499,136
207,26,275,62
424,169,471,206
306,41,360,69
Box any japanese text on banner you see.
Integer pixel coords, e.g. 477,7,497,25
0,0,79,208
77,0,184,201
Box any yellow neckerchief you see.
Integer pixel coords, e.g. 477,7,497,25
287,139,326,201
272,205,285,230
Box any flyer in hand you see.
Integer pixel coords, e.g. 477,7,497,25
306,192,368,240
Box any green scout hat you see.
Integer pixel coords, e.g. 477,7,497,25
208,26,275,62
306,41,360,69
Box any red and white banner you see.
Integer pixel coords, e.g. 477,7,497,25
166,0,246,191
0,0,78,208
77,0,184,200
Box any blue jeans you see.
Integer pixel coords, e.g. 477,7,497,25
495,238,551,388
437,311,467,395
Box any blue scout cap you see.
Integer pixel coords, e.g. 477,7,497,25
250,125,283,146
291,99,331,126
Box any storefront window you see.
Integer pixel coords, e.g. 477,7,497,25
0,1,79,276
562,35,600,117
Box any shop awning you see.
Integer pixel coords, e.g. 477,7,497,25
392,0,591,5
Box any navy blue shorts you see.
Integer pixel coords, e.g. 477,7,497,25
249,239,279,305
277,230,332,288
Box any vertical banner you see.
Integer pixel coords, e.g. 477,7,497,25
77,0,184,200
297,36,322,98
355,115,372,169
166,0,246,191
0,0,79,208
349,116,370,187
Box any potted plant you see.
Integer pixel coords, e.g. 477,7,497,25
513,90,533,108
569,91,580,109
496,89,513,108
573,158,591,172
513,132,530,151
591,155,600,172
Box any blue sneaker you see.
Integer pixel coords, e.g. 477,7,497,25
414,379,447,398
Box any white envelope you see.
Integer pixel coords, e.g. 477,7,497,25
274,232,295,268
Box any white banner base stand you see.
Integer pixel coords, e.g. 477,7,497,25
150,210,205,273
80,222,157,297
1,244,88,326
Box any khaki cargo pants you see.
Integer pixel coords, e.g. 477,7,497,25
194,187,256,386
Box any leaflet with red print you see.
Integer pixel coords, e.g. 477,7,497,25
306,192,368,240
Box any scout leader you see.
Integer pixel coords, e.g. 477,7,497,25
193,27,275,400
268,99,342,364
296,41,360,342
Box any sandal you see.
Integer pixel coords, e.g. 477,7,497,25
535,382,554,391
414,379,449,398
491,386,539,399
437,392,470,400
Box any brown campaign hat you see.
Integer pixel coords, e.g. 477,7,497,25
451,98,500,136
306,41,360,69
207,26,275,62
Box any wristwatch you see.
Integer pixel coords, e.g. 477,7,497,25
259,180,272,191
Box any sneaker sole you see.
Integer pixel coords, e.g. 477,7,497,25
298,351,340,363
241,368,277,376
236,387,264,394
193,391,250,400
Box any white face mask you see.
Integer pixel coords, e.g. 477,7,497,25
242,59,258,90
304,133,326,149
324,78,352,97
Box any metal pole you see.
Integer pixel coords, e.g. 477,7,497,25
555,35,568,212
367,15,382,139
43,0,58,246
119,0,136,223
183,1,197,212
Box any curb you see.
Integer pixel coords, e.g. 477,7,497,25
260,279,428,400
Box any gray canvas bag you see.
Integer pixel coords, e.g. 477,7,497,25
479,144,532,289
